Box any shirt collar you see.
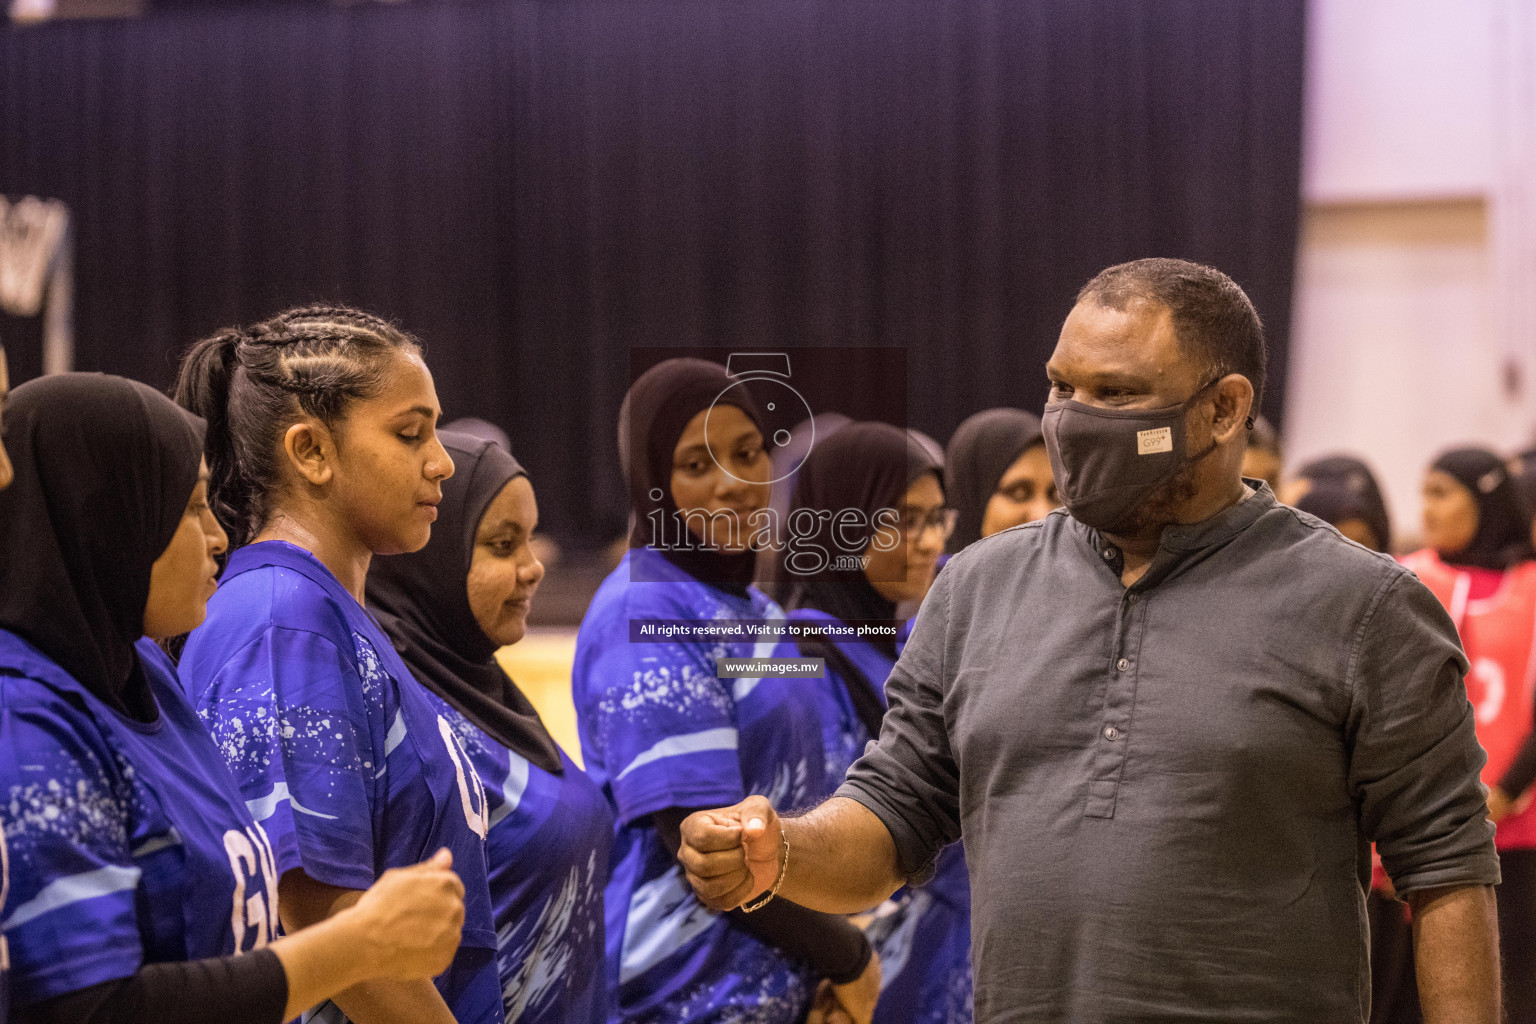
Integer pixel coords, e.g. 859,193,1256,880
226,539,365,616
1156,479,1276,554
1074,479,1277,584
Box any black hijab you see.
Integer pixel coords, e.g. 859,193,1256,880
619,358,765,596
0,373,205,719
788,420,941,643
1430,447,1533,571
1513,461,1536,535
788,422,940,736
944,408,1043,553
1294,455,1393,554
367,432,563,774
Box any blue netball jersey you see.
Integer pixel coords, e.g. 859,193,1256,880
0,630,280,1009
574,547,827,1024
425,689,613,1024
789,608,974,1024
179,540,501,1024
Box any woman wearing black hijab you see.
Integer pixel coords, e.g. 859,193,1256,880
573,358,880,1024
1403,446,1536,1023
367,431,614,1024
1290,455,1393,553
0,374,467,1024
784,422,972,1024
943,408,1055,555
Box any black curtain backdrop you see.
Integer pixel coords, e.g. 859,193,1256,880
0,0,1305,543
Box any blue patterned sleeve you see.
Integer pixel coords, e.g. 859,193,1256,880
0,691,143,1006
197,627,379,891
582,636,744,826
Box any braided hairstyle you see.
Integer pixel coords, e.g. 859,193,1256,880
174,305,423,549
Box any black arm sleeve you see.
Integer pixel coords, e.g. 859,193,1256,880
654,807,873,985
16,949,288,1024
1499,727,1536,799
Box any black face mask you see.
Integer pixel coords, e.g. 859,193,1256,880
1041,377,1224,531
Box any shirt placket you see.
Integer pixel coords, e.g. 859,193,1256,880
1086,552,1145,818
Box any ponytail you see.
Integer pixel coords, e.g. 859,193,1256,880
173,305,421,549
174,328,256,545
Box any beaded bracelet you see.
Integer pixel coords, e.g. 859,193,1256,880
740,821,790,913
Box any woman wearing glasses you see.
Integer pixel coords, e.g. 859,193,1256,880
943,409,1056,557
784,422,972,1024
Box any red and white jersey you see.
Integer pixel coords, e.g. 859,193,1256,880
1402,549,1536,850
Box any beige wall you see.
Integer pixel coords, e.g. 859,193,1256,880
1286,0,1534,548
1286,199,1504,547
1302,0,1494,202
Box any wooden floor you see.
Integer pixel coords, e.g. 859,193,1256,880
495,628,584,767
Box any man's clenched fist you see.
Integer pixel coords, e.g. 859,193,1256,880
678,795,785,911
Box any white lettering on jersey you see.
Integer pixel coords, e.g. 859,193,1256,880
224,823,280,952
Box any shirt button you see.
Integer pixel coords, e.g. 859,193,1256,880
1116,658,1130,672
1103,547,1117,561
1104,725,1122,741
1128,593,1140,604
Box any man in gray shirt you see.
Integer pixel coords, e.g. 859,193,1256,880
678,258,1501,1022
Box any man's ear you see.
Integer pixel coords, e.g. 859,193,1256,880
282,419,335,488
1210,374,1255,446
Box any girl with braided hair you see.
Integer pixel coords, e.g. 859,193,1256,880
176,306,504,1024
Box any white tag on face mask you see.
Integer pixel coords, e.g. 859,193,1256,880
1137,427,1173,455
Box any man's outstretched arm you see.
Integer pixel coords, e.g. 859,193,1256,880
683,564,960,915
680,794,905,915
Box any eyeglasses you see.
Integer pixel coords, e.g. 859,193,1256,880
896,507,958,541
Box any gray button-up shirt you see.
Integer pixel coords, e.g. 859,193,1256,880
838,485,1498,1023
